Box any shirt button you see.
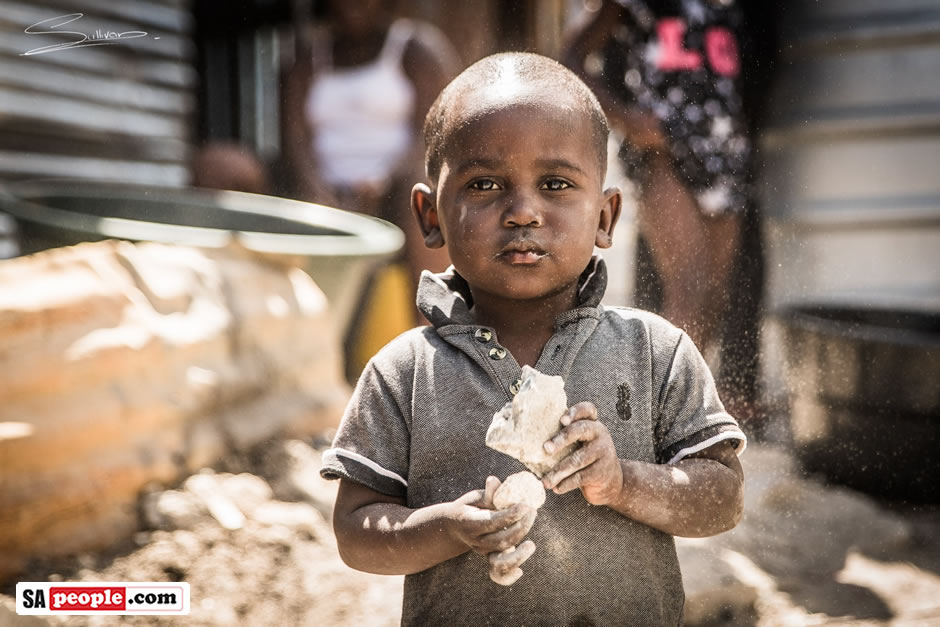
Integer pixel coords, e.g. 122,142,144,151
509,378,523,395
474,328,493,342
488,347,507,360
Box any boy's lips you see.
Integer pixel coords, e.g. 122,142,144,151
497,240,548,265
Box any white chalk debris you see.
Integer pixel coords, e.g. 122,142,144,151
488,471,545,587
493,471,546,510
485,366,573,477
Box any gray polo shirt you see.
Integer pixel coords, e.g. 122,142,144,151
321,258,745,626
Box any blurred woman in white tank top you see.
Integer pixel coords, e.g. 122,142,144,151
282,0,458,286
305,18,415,196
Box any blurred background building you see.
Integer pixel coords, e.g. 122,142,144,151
1,0,938,499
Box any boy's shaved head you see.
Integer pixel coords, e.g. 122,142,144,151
423,52,609,182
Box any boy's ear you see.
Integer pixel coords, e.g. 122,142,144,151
411,183,445,249
595,186,622,249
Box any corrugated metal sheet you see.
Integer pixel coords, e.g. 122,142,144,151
760,0,940,312
0,0,196,186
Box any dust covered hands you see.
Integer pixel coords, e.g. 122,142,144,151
453,475,538,585
332,477,536,577
541,401,625,506
538,401,745,537
451,476,537,556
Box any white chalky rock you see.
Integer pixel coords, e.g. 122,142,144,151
488,473,546,587
489,546,525,587
485,366,573,477
493,471,546,510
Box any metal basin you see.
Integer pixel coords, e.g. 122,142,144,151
779,306,940,502
0,179,405,341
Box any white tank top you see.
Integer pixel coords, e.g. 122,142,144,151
305,19,416,188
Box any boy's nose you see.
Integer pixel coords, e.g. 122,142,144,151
502,191,543,228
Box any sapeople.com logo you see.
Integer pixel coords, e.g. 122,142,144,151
16,582,190,615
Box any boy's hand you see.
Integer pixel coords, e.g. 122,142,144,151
541,402,625,506
449,476,537,555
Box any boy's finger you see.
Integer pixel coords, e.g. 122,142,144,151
544,419,599,454
550,468,588,495
468,503,528,532
473,524,524,554
458,476,504,511
543,465,578,492
475,509,536,552
560,401,598,427
497,503,529,522
455,488,487,507
488,526,530,553
542,444,597,489
488,540,536,573
482,475,501,509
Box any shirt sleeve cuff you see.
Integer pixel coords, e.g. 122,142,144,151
660,424,747,465
319,447,409,498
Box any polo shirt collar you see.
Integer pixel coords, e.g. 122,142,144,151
417,256,608,330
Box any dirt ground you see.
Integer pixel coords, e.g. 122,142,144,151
2,433,939,627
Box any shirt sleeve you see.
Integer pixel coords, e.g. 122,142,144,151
320,361,411,498
654,332,746,464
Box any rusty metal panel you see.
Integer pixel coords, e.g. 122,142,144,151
0,0,195,185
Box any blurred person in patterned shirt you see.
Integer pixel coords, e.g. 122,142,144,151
564,0,767,426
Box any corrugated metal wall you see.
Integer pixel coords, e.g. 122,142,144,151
760,0,940,313
0,0,196,186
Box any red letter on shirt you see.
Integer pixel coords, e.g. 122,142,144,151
705,27,740,76
655,18,702,71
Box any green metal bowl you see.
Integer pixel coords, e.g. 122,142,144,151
0,178,405,342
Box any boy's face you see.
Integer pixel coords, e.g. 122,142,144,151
413,88,621,305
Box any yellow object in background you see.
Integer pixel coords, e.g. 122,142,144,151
347,262,415,381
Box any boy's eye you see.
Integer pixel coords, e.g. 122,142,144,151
542,178,572,191
469,179,500,191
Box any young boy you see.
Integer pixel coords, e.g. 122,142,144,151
320,52,745,626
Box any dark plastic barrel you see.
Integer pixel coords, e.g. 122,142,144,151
779,306,940,502
0,179,405,341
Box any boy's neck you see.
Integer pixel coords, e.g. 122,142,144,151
469,283,580,367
